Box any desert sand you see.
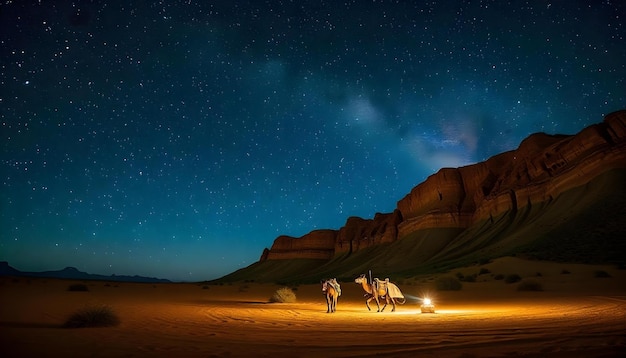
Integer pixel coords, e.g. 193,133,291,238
1,257,625,357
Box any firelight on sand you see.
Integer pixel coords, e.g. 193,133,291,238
2,269,625,357
420,297,436,313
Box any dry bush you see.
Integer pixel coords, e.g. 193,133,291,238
67,283,89,292
594,270,611,278
269,287,297,303
63,305,120,328
461,274,477,282
435,276,463,291
504,274,522,284
517,280,544,291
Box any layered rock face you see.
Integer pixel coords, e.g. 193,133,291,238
334,210,403,255
263,229,336,260
261,110,626,262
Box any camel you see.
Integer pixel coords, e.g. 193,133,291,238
354,274,406,312
321,278,341,313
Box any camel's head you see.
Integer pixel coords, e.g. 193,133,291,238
354,274,366,284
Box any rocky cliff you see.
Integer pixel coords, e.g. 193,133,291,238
260,110,626,262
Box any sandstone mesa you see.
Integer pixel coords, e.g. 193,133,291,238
260,110,626,262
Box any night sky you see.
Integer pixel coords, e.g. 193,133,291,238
1,1,624,281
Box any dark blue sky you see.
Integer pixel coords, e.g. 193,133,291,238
1,1,624,281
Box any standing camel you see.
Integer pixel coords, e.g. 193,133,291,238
354,274,405,312
321,278,341,313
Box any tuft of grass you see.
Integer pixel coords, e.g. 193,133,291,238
67,283,89,292
435,276,463,291
269,287,297,303
504,274,522,284
63,305,120,328
517,280,544,291
594,270,611,278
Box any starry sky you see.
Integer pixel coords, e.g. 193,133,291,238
1,1,624,281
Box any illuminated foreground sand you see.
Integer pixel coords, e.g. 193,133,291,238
1,260,625,357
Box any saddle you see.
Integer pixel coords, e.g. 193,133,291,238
373,278,390,294
324,278,341,297
374,277,404,299
329,278,341,296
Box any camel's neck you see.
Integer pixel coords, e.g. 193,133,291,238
360,281,373,294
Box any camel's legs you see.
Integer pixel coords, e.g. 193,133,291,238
326,294,335,313
374,296,381,312
380,296,389,312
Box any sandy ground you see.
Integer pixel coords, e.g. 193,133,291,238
1,258,625,357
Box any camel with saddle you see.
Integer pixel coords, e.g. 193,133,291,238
321,278,341,313
354,274,405,312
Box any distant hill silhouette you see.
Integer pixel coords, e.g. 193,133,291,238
218,109,626,284
0,262,171,283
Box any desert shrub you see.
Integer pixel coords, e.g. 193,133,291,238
461,274,476,282
517,280,544,291
478,268,491,275
435,276,463,291
493,274,505,280
201,285,209,290
455,272,464,280
561,269,571,274
269,287,297,303
63,305,120,328
67,283,89,292
594,270,611,278
504,274,522,284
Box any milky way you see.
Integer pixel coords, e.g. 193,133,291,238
1,1,624,281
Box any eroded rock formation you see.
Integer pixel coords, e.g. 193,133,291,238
264,229,336,260
260,110,626,262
